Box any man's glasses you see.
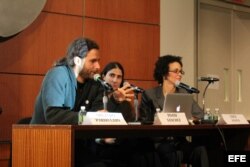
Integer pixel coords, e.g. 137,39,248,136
169,69,185,75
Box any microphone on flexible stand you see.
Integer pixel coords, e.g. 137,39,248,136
130,84,144,93
198,77,219,83
93,74,113,92
123,81,144,122
123,81,144,93
175,81,200,94
198,76,220,111
93,74,113,110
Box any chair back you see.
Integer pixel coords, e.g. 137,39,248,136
17,117,32,124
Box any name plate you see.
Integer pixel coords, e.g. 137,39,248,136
154,112,189,125
83,112,127,125
217,114,249,125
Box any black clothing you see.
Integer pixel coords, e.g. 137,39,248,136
75,80,161,167
41,79,104,125
107,95,134,122
156,140,209,167
73,79,106,167
139,86,204,123
139,86,209,167
74,79,134,122
74,79,104,112
95,138,161,167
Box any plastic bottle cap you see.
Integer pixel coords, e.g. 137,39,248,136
80,106,86,111
156,108,161,113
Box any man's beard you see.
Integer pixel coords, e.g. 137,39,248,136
79,69,98,80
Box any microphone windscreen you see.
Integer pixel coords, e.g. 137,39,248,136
175,80,181,87
93,74,101,81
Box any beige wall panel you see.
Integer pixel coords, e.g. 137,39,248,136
0,74,43,139
84,18,160,80
160,0,196,85
0,12,83,74
232,11,250,118
198,4,232,114
43,0,83,16
85,0,159,24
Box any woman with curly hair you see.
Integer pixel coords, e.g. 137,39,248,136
139,55,209,167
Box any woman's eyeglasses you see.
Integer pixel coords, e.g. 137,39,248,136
169,69,185,75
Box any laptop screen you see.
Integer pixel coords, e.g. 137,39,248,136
162,93,193,119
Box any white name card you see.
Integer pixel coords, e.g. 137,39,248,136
154,112,189,125
217,114,249,125
83,112,127,125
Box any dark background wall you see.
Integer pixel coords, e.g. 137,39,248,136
0,0,159,166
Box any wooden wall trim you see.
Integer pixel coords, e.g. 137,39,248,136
0,0,159,148
43,0,83,16
85,0,160,24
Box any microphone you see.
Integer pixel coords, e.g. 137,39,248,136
175,80,200,94
198,76,219,82
124,81,144,93
130,84,144,93
93,74,113,91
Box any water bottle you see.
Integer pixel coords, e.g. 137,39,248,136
156,108,161,114
78,106,86,125
208,110,213,121
154,108,161,120
203,108,210,121
213,108,220,122
155,108,161,115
